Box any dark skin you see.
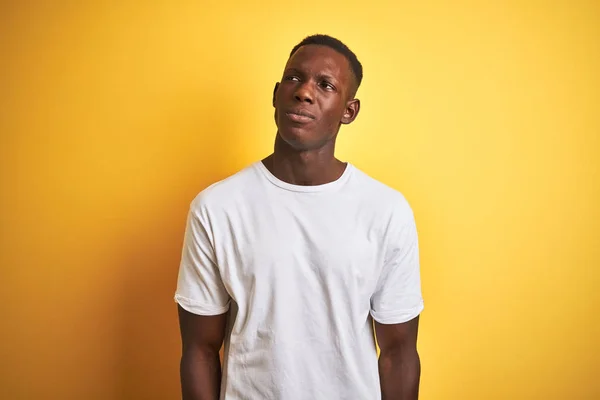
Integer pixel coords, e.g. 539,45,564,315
375,316,421,399
264,44,359,185
178,44,420,400
178,306,227,400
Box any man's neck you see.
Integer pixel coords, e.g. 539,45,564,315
262,135,347,186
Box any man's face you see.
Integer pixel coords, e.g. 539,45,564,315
273,45,360,151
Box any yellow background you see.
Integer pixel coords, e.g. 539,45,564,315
1,1,598,399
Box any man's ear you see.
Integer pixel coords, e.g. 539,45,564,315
272,82,280,107
341,98,360,124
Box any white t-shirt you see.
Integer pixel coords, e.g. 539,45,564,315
175,161,424,400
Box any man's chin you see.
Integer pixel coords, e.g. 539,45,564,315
277,130,319,151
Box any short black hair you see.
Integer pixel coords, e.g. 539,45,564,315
289,34,363,92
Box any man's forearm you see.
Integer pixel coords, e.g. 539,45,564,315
379,348,421,400
180,348,222,400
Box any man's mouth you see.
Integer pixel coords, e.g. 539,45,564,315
286,110,315,123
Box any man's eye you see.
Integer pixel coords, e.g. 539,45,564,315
285,76,300,81
320,82,334,90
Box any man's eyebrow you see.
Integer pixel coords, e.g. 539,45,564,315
284,67,303,74
284,68,341,84
316,73,337,83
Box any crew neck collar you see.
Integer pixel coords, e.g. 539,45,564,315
255,160,354,193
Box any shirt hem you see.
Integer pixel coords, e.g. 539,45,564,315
370,302,424,324
174,294,230,316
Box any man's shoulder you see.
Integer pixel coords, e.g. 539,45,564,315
189,162,260,212
351,165,413,217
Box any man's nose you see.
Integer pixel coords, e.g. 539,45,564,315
294,82,314,104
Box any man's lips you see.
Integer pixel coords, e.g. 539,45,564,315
285,110,316,123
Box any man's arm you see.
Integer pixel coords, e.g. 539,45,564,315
178,305,228,400
374,315,421,400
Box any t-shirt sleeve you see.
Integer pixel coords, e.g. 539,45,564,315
174,203,231,315
370,207,424,324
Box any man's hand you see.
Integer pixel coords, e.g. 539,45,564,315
374,316,421,400
178,305,228,400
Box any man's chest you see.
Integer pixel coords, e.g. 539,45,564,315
212,201,386,300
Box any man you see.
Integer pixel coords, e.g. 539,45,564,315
175,34,424,400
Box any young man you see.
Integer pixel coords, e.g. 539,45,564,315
175,34,424,400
